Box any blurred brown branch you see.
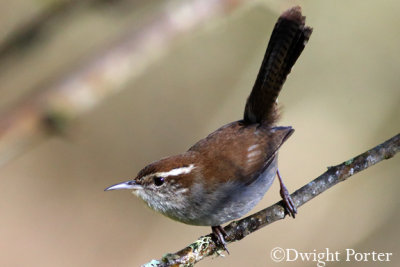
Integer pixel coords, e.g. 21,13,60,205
0,0,80,60
0,0,129,61
0,0,248,167
143,133,400,267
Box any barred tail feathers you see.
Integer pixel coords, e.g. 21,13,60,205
244,6,312,125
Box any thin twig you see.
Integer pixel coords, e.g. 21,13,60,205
0,0,130,60
143,133,400,266
0,0,80,61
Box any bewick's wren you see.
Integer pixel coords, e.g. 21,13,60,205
106,6,312,251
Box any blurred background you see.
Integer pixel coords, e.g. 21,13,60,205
0,0,399,266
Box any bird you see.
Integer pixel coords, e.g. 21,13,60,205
105,6,312,252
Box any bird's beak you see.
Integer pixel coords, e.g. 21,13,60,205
104,180,141,191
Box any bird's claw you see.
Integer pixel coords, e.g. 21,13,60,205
277,169,297,218
280,186,297,218
211,226,230,254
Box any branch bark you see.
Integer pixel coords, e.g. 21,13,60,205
143,133,400,267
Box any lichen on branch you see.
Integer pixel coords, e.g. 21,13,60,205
143,133,400,267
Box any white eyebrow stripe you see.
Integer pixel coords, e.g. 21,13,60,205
154,164,196,178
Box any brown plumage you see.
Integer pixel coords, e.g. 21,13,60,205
244,6,312,125
188,122,293,188
106,6,312,252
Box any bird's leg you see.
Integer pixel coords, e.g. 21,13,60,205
211,225,229,254
277,169,297,217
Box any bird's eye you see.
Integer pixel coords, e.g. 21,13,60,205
153,176,164,186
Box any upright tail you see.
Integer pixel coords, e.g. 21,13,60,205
244,6,312,125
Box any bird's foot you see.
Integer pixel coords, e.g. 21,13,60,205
277,169,297,218
211,225,229,254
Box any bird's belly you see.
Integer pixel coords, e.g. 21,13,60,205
175,157,278,226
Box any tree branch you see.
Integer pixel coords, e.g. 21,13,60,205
0,0,247,168
143,133,400,267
